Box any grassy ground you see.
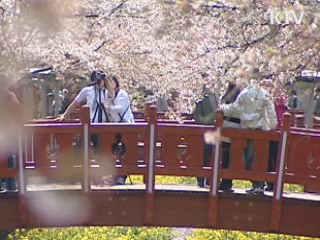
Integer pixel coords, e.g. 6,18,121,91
129,175,305,192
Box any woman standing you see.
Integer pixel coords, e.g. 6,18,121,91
104,75,134,123
104,75,134,185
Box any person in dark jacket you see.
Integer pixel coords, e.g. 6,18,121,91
287,89,302,110
218,81,241,192
314,87,320,117
194,83,219,187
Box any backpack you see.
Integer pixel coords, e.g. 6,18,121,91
193,93,218,125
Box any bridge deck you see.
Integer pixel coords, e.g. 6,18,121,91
1,184,320,238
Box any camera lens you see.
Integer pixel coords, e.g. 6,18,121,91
95,71,106,81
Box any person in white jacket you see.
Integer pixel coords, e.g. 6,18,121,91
104,75,134,123
220,80,278,194
104,75,134,185
59,71,133,185
221,82,277,131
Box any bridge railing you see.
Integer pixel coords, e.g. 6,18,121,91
23,122,82,182
21,107,208,182
0,147,19,182
220,126,281,184
3,104,320,230
285,127,320,187
9,105,320,189
5,105,320,191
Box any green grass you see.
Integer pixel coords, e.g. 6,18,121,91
128,175,305,193
188,229,318,240
8,227,319,240
8,227,174,240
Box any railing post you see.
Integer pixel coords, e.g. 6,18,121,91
270,112,290,231
145,105,157,225
143,102,155,184
208,109,223,227
296,115,305,128
289,111,295,127
144,102,154,121
80,105,91,193
18,132,26,194
18,131,28,228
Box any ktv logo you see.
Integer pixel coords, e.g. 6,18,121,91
266,8,305,25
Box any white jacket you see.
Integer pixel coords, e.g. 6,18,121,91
74,86,109,123
104,89,135,123
221,85,277,130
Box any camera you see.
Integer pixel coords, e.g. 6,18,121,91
94,71,106,85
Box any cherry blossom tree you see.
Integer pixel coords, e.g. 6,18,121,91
1,0,320,114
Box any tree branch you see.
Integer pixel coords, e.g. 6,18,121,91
90,0,128,26
219,33,270,49
0,6,5,14
94,40,112,52
200,3,238,12
85,14,99,18
108,0,128,17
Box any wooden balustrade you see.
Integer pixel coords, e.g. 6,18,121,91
3,104,320,192
2,103,320,236
21,104,209,184
220,128,280,183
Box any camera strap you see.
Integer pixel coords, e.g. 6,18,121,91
118,105,130,122
92,88,110,123
97,89,103,122
101,92,110,122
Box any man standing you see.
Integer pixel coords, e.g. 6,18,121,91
60,89,71,114
60,70,109,154
59,70,126,185
193,83,219,187
314,86,320,117
220,79,278,194
287,89,302,110
61,70,109,123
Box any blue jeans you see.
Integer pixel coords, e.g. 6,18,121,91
197,143,212,187
244,140,264,189
244,140,255,171
0,155,17,191
219,142,233,189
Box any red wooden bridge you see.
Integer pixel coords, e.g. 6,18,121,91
1,105,320,238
